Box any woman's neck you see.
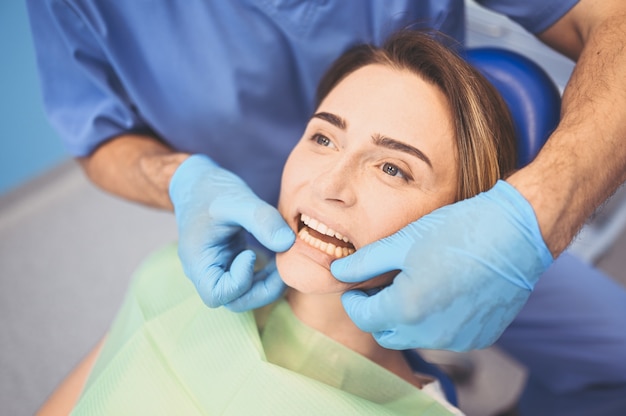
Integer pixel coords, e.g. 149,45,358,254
286,290,379,355
285,289,429,388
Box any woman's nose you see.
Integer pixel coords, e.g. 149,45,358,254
312,160,357,206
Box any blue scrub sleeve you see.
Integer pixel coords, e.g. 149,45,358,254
477,0,579,34
26,0,151,157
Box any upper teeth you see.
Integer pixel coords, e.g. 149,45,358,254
301,214,350,243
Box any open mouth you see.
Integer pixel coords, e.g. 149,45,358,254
297,213,356,258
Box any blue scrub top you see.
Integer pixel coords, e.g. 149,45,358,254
27,0,577,206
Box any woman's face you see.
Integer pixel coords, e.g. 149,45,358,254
276,64,458,294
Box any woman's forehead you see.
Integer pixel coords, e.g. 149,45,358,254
316,64,455,154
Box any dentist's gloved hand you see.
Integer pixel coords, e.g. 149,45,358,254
331,180,553,351
169,155,295,312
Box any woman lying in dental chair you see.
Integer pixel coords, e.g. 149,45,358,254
39,30,517,415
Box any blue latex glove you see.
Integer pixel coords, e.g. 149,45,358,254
331,180,553,351
169,155,295,311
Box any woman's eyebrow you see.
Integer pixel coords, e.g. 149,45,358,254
372,134,433,168
312,112,347,130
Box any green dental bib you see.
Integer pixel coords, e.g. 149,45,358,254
72,244,454,415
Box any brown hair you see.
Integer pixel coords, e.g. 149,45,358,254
316,30,517,201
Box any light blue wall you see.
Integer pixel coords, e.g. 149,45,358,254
0,1,69,195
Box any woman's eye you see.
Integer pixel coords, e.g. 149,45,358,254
382,162,402,177
313,133,332,147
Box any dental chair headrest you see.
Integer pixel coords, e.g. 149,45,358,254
466,48,562,168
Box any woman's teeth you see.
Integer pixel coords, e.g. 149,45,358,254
299,214,355,258
298,228,355,257
301,214,350,243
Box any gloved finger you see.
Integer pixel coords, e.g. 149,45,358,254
212,197,295,253
331,237,406,283
224,263,287,312
371,311,456,350
196,249,256,307
340,287,406,334
373,328,410,350
372,326,443,351
177,225,246,280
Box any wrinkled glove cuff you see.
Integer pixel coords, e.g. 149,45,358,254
492,179,554,288
169,154,219,205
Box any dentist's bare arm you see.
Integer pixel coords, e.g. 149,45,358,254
507,0,626,256
77,135,190,210
36,338,105,416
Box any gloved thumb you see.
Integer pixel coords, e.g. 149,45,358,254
240,202,296,253
331,236,406,283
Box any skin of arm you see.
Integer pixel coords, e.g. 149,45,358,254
77,134,189,211
507,0,626,256
36,339,105,416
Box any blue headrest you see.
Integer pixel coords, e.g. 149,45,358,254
466,48,561,167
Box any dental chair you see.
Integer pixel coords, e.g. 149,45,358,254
466,47,561,168
413,47,562,406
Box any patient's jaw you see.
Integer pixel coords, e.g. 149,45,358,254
276,64,459,294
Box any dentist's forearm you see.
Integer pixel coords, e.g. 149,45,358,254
77,134,190,210
507,0,626,256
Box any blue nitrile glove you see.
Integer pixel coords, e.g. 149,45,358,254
331,180,553,351
169,155,295,312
